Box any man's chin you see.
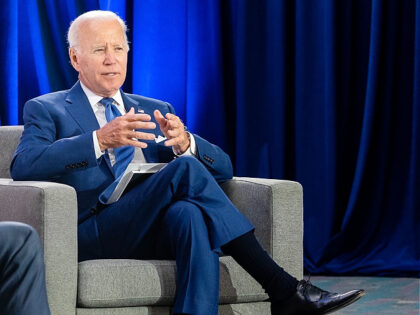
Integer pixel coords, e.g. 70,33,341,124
99,84,123,97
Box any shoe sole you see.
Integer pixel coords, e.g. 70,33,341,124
319,290,366,315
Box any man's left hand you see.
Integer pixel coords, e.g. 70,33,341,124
154,110,190,154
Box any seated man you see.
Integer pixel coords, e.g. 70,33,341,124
0,222,51,315
10,10,364,315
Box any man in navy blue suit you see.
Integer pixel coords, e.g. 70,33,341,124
11,10,364,315
0,222,51,315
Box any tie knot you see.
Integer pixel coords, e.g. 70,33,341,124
99,98,115,108
100,98,121,122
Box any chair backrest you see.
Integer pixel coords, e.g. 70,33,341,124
0,126,24,178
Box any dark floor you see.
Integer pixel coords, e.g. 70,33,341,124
310,276,420,314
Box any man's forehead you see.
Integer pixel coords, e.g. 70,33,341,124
80,19,124,36
78,20,125,44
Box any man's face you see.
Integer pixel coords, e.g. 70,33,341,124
69,19,128,97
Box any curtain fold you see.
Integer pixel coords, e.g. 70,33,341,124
0,0,18,124
0,0,418,276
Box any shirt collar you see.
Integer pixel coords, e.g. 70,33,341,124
80,81,124,108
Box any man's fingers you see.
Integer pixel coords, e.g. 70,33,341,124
154,110,167,125
166,129,179,137
166,119,181,129
127,121,156,130
127,139,148,148
164,137,186,148
165,113,180,121
125,113,152,122
164,137,182,147
130,131,156,141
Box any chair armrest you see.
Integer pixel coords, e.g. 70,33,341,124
0,179,78,315
221,177,303,279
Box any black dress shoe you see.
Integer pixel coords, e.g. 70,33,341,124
271,279,365,315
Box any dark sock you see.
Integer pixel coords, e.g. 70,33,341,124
221,231,299,301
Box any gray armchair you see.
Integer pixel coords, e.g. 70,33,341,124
0,125,303,315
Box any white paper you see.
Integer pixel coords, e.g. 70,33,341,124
106,163,167,204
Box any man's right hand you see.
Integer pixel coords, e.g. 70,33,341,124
96,108,156,152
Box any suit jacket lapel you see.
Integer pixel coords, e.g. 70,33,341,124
64,81,115,174
65,81,100,132
121,91,141,114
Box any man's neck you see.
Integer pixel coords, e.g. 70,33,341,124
79,81,123,107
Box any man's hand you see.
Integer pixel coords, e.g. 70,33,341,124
154,110,190,154
96,108,156,152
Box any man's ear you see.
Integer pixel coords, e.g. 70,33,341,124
69,47,80,71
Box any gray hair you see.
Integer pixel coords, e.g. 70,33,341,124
67,10,129,52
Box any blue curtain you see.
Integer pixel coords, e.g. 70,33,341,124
0,0,418,277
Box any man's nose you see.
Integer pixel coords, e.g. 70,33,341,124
104,50,116,64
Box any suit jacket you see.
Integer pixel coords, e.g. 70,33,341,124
11,82,233,223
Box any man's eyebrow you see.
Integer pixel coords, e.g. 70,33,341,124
91,43,124,48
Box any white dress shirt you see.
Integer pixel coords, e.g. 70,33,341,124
79,82,196,165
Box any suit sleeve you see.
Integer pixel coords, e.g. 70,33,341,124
10,99,98,181
166,103,233,182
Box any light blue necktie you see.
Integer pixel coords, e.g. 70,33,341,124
99,98,135,204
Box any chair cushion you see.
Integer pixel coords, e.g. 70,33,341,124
0,126,23,178
77,257,267,308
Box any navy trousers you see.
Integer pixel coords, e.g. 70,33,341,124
79,156,254,315
0,222,51,315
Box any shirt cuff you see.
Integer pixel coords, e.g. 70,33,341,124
93,131,105,159
174,132,197,157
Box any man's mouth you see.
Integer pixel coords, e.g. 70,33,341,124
102,72,119,76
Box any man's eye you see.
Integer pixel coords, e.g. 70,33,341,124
94,48,105,53
115,47,124,51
